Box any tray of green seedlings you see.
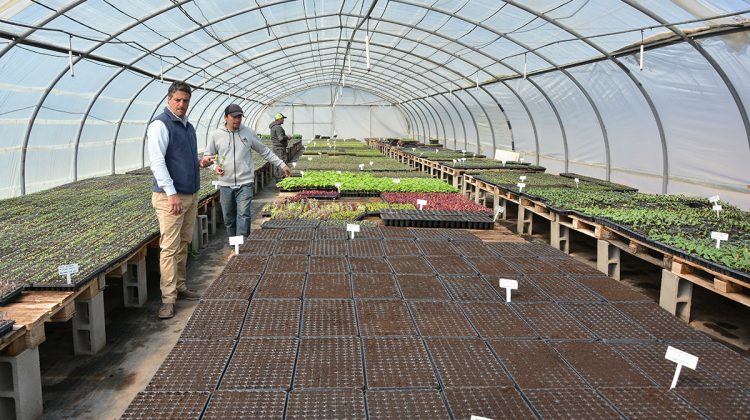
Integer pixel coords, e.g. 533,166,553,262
558,173,638,192
526,189,750,278
292,155,415,172
277,171,458,194
305,139,368,148
441,158,543,171
262,198,416,221
471,172,596,190
302,148,383,157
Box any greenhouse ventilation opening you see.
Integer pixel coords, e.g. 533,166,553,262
0,1,749,420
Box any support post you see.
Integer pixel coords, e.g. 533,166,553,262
122,256,148,308
517,205,533,235
551,218,570,253
597,239,621,279
659,269,693,322
72,289,106,355
192,215,209,249
0,347,43,420
206,202,217,235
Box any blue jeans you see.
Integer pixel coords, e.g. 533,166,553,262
219,185,254,238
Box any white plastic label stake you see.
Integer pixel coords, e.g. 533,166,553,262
336,170,342,174
709,195,720,204
58,263,79,285
416,199,427,210
392,178,401,184
346,223,360,239
519,157,524,162
229,235,244,255
292,162,297,168
307,157,313,161
359,163,365,171
499,278,518,302
211,180,220,190
335,182,342,191
435,148,439,153
519,175,527,182
300,171,305,177
452,159,457,164
369,161,374,166
493,206,504,222
412,148,416,152
461,150,466,154
517,182,526,192
461,158,466,163
574,178,580,188
665,346,698,389
711,231,729,248
712,204,722,217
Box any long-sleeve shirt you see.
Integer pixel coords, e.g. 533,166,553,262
205,124,286,187
147,107,199,196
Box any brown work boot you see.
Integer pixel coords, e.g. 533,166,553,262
158,303,174,319
178,289,201,300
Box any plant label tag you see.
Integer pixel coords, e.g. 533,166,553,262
318,152,322,156
709,195,720,204
435,148,439,153
712,204,722,217
416,199,427,210
665,346,698,389
300,171,305,177
461,150,466,154
452,159,457,164
520,157,524,162
359,164,365,170
307,157,313,161
461,158,466,162
335,182,342,191
472,153,476,158
470,416,494,420
211,181,220,190
502,160,506,166
58,263,79,285
393,178,401,184
710,231,729,248
369,161,374,166
499,278,518,302
346,223,360,239
229,235,244,255
292,162,297,168
574,178,580,188
412,148,416,152
519,176,527,181
517,182,526,192
494,206,504,221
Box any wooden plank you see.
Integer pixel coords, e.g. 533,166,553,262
714,278,742,293
50,301,76,322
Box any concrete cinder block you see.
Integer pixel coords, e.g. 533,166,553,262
597,239,621,280
123,257,147,308
551,220,570,254
72,290,106,355
659,269,693,322
0,347,43,420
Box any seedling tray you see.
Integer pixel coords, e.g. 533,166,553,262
0,284,24,306
348,239,385,256
265,255,309,273
181,300,249,340
301,300,357,337
381,210,495,230
524,388,619,419
600,387,703,418
460,302,536,338
352,273,400,299
562,303,654,341
203,390,286,419
425,338,513,387
146,339,234,391
202,273,260,300
260,219,320,229
382,239,421,256
356,300,416,336
514,303,593,340
575,275,652,302
348,257,392,274
613,302,710,341
315,227,349,240
449,241,495,257
363,338,436,388
396,274,451,300
675,388,750,419
417,240,461,256
239,239,277,255
440,276,498,301
0,318,15,337
286,389,366,419
121,391,210,419
488,340,586,389
304,273,351,298
241,299,301,337
310,239,347,255
408,301,476,337
445,387,535,420
465,257,520,277
525,274,602,303
426,256,477,276
612,342,722,388
274,239,311,255
386,256,435,275
224,255,268,275
553,341,654,388
293,337,364,388
367,390,449,418
254,273,306,299
219,338,297,389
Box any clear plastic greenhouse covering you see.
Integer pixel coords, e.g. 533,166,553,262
0,1,748,207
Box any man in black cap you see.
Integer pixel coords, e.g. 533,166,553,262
206,104,291,245
269,112,291,182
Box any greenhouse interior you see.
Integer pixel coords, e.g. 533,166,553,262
0,1,749,419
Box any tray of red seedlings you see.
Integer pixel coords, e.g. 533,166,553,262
293,189,340,200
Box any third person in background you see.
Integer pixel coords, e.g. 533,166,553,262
269,112,291,182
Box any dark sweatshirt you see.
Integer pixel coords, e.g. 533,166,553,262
269,120,290,149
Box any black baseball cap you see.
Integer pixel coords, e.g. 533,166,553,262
224,103,244,117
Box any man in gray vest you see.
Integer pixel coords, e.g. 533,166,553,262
147,81,215,319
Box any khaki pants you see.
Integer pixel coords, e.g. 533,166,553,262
152,192,198,304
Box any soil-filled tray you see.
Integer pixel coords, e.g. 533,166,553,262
224,255,269,274
484,242,536,258
315,227,349,240
239,239,277,255
301,299,357,337
280,228,317,240
675,388,750,419
203,390,286,419
265,255,308,273
599,387,703,419
249,228,282,239
352,273,400,299
508,257,563,275
0,318,15,337
425,338,513,387
416,240,461,256
408,228,449,241
381,226,417,238
396,274,451,300
293,337,364,388
487,277,551,303
459,303,536,338
146,339,234,391
0,284,24,306
366,390,449,419
241,299,301,337
219,338,298,389
181,300,249,340
514,303,593,340
408,301,476,337
308,256,350,273
440,229,483,242
612,342,724,388
348,257,392,274
202,273,261,300
286,389,366,419
523,388,620,419
355,226,384,239
274,239,311,255
576,275,652,302
444,387,535,420
613,302,710,341
356,300,416,336
465,257,520,277
254,273,306,298
488,340,586,389
440,276,498,301
555,258,606,276
386,256,436,275
261,219,320,229
121,391,210,419
347,239,385,257
449,241,495,257
553,341,654,388
426,256,477,276
382,239,421,256
363,338,436,388
561,303,654,341
310,239,347,255
304,273,351,298
526,275,602,303
673,341,750,388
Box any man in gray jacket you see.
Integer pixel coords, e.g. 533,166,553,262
206,104,291,240
269,112,291,181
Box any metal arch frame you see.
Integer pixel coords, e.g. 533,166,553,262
480,85,514,152
0,0,86,58
495,80,541,163
433,93,470,150
621,0,750,152
422,95,457,145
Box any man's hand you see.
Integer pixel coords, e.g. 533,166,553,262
215,165,225,176
168,194,183,215
199,155,215,168
282,165,292,177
